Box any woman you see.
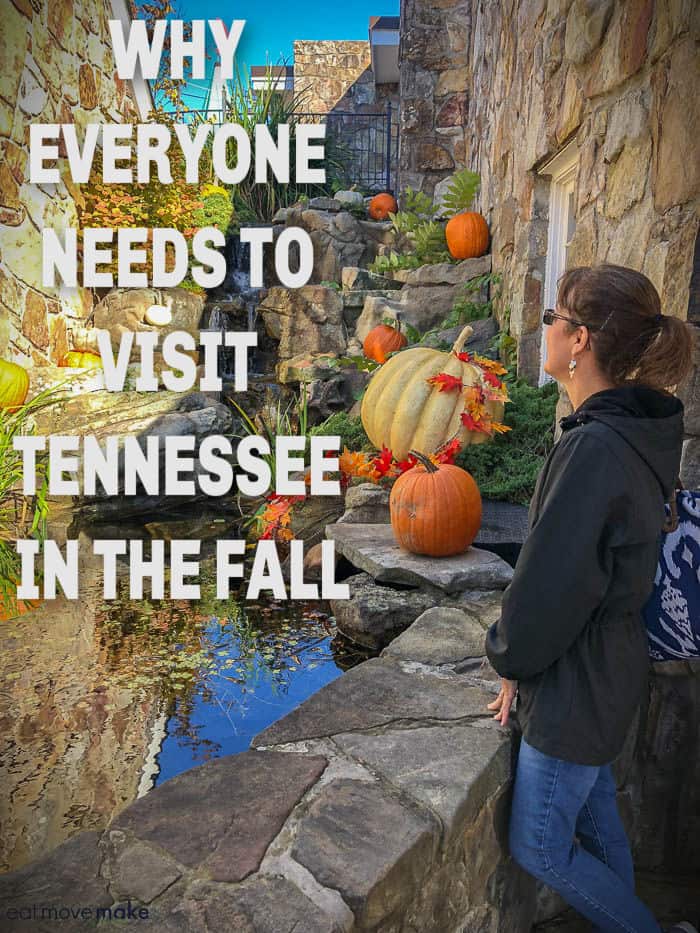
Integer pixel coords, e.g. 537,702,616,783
484,264,696,933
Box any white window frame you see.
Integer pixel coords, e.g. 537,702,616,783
538,141,579,386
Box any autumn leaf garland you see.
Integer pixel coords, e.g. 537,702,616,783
426,349,512,437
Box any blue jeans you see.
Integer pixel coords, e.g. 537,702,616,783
509,738,662,933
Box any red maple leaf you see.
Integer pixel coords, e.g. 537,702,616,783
460,410,492,435
371,445,396,477
434,437,461,464
454,350,473,363
426,372,463,392
394,452,419,473
482,371,502,388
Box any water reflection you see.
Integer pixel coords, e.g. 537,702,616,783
0,542,370,873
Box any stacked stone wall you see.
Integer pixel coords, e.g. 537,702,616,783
0,0,141,367
398,0,699,455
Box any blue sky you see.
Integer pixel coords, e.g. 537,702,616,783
174,1,399,106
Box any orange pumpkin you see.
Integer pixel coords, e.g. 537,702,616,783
445,211,490,260
363,321,407,364
0,359,30,412
59,351,102,369
389,449,482,556
368,192,398,221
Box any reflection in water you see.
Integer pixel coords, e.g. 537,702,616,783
0,547,371,873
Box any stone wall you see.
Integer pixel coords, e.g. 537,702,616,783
294,40,397,116
0,0,142,368
397,0,700,403
293,40,399,191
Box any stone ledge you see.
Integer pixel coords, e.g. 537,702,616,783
325,522,514,592
0,657,530,933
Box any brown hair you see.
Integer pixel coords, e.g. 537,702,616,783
556,263,694,392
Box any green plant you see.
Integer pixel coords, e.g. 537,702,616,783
486,303,517,368
387,186,434,235
310,412,372,452
224,59,357,221
0,384,67,613
367,251,423,275
413,220,451,264
441,168,481,216
229,387,310,531
192,183,235,236
444,273,502,327
320,280,341,291
456,374,558,504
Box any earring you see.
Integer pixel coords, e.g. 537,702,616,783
568,358,577,379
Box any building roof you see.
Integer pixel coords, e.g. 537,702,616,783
369,15,400,29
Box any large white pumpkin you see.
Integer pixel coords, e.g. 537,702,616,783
360,325,505,460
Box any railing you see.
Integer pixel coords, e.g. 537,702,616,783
294,103,398,194
176,102,398,195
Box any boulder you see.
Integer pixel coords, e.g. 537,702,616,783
354,295,405,342
330,571,440,649
381,606,487,665
342,267,402,291
33,390,233,519
334,190,365,209
419,316,499,355
276,352,340,385
92,287,205,359
272,209,397,284
304,369,371,425
289,493,346,551
308,197,342,211
353,259,492,340
338,483,391,524
259,285,348,363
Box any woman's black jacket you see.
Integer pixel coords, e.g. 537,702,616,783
485,384,685,765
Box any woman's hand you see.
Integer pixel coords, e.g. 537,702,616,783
487,678,518,726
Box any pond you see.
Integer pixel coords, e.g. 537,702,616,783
0,510,372,874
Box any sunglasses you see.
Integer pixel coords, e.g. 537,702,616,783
542,308,610,331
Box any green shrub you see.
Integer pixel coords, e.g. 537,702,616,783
192,184,235,235
456,375,559,505
310,411,372,452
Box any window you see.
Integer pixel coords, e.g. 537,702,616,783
538,141,579,386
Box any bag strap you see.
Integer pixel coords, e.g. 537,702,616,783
588,420,682,534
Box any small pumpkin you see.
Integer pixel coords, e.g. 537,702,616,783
390,450,482,556
363,321,407,364
59,351,102,369
0,359,30,412
446,211,490,260
360,324,504,460
368,192,398,221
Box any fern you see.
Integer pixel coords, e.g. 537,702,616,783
413,221,450,263
368,251,423,274
441,169,481,216
388,186,434,234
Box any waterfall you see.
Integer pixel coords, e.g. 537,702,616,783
202,232,266,379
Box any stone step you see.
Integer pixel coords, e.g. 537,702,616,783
391,254,492,286
325,522,514,593
341,266,403,291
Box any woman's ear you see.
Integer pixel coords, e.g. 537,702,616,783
576,325,592,353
